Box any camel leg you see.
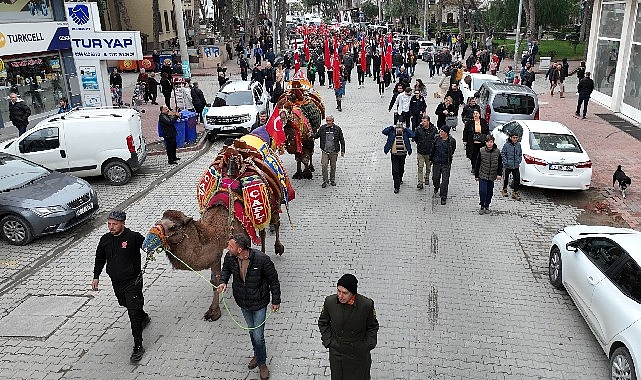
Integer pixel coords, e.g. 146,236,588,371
302,161,313,179
260,228,266,253
273,214,284,255
292,159,303,179
204,255,222,321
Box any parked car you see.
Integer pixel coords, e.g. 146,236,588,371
0,108,146,186
202,80,270,141
417,40,436,58
492,120,592,190
460,73,501,101
0,153,99,245
549,225,641,380
475,81,539,131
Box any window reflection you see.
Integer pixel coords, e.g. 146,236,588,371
624,45,641,109
594,40,619,96
599,3,626,39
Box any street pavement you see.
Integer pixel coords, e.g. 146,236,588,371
0,56,639,379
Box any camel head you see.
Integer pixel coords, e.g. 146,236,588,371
142,210,194,255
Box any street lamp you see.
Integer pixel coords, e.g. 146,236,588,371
513,0,523,67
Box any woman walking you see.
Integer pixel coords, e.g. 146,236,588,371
463,110,489,173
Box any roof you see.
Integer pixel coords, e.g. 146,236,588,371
482,81,537,95
563,225,641,262
220,80,256,93
518,120,573,134
44,107,138,123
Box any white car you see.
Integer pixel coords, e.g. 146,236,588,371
203,80,269,141
417,40,436,57
460,73,501,102
549,225,641,380
491,120,592,190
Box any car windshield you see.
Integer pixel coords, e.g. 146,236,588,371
0,155,49,191
213,91,254,107
492,94,536,114
529,132,583,153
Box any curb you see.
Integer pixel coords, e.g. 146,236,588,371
145,131,210,156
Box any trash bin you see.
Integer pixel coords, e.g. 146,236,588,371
181,110,198,143
157,117,186,148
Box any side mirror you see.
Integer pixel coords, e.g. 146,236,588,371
566,242,578,252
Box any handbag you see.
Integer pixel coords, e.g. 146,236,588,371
473,132,486,142
445,115,458,128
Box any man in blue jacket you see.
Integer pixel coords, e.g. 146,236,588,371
217,234,281,380
383,120,415,193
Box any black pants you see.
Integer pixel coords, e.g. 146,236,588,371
378,80,385,95
16,124,27,136
162,91,172,108
112,279,148,346
411,114,422,131
318,71,325,86
241,68,248,81
328,71,333,87
576,95,590,116
432,162,451,199
503,167,520,192
195,106,205,123
164,136,177,162
346,67,352,82
373,67,380,82
400,112,411,128
148,89,157,103
358,71,365,85
391,154,407,190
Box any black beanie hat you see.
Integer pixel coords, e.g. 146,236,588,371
337,274,358,294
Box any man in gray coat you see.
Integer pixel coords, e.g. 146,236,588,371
318,274,379,380
500,132,522,200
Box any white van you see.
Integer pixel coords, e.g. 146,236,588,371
0,108,146,185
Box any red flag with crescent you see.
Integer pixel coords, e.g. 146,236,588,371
304,35,310,62
360,37,367,73
333,44,341,90
266,104,285,147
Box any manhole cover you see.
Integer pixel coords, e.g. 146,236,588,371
0,295,89,339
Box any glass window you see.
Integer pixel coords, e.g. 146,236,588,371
19,127,60,153
214,91,253,106
598,3,626,39
635,3,641,43
0,0,53,22
492,94,536,115
623,45,641,109
501,122,523,138
0,155,48,191
612,260,641,303
580,238,627,274
593,39,620,96
528,132,582,153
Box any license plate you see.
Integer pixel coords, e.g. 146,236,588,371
549,164,573,172
75,203,93,217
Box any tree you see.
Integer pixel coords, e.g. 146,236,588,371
152,0,160,50
361,1,379,21
112,0,132,30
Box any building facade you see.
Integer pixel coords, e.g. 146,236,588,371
587,0,641,123
0,0,77,127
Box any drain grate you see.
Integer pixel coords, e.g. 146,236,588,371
0,295,89,339
596,113,641,141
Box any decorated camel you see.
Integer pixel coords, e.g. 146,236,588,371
276,74,325,179
141,132,294,321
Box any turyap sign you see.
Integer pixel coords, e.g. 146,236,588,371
0,22,70,56
64,2,143,107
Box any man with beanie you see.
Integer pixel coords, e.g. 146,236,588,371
318,274,379,380
92,211,150,363
217,234,281,380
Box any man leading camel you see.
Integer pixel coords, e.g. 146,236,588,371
216,234,281,380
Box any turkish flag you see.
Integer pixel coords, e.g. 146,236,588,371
360,37,367,73
266,104,286,147
304,36,310,62
324,34,330,70
333,46,341,90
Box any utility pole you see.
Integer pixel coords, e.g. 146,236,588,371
423,0,427,39
174,0,190,77
513,0,523,68
272,0,277,52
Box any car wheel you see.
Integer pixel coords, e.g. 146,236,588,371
102,160,132,186
1,215,34,246
548,246,563,289
611,347,637,380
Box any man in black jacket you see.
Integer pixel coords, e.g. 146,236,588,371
576,72,595,119
318,274,379,380
314,115,346,188
190,81,207,123
158,105,180,164
414,116,438,189
217,234,281,380
8,93,31,136
430,125,456,205
92,211,150,363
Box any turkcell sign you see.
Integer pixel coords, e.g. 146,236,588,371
0,22,70,56
71,31,143,60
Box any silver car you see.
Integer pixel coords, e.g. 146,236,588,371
549,225,641,379
0,153,99,245
475,81,539,131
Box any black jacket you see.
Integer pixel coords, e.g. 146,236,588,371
109,72,122,87
413,123,438,155
159,113,178,138
8,100,31,127
191,87,207,108
445,88,464,111
461,104,481,123
435,102,457,128
251,68,265,84
220,248,281,311
314,124,345,153
430,135,456,165
409,96,427,116
577,77,595,97
93,228,145,283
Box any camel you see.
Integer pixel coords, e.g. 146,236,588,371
276,77,325,180
142,137,291,321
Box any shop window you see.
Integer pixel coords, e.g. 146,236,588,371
164,11,170,32
0,0,53,23
623,44,641,109
593,39,619,96
635,3,641,43
171,10,177,31
19,127,60,153
598,2,626,39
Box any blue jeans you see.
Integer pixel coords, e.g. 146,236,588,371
478,179,495,208
241,307,267,365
